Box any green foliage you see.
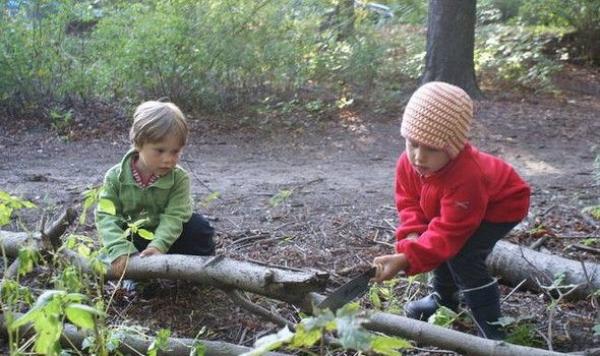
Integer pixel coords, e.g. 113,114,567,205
148,329,172,356
10,290,105,355
2,0,391,115
17,247,41,276
476,25,562,91
49,108,74,135
496,316,544,347
1,279,35,308
428,306,459,328
80,185,101,225
582,206,600,221
0,191,36,226
243,304,411,355
517,0,600,63
387,0,428,25
200,191,221,208
270,189,293,207
368,278,404,314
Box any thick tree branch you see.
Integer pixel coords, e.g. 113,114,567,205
0,230,329,303
488,241,600,299
0,313,290,356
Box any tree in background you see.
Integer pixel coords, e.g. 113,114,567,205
421,0,481,98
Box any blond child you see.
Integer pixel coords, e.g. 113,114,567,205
96,101,215,277
372,82,530,339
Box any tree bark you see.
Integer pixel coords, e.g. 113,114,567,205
488,240,600,300
0,313,290,356
303,293,564,356
421,0,482,98
0,230,329,303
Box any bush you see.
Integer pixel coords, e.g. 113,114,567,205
475,25,562,91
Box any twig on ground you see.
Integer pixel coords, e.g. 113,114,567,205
225,289,295,330
567,244,600,255
501,278,528,303
529,236,549,250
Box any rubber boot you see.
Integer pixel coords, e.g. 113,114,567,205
404,288,459,321
462,280,505,340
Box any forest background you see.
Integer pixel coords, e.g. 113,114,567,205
1,0,599,355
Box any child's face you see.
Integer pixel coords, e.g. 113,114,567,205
405,139,450,176
136,135,184,177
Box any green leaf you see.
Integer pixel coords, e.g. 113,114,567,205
65,304,101,330
201,191,220,207
34,314,62,356
17,247,40,276
290,323,321,348
137,228,154,240
106,330,125,352
10,306,43,330
191,341,207,356
369,286,381,308
98,198,116,215
0,205,13,226
33,290,65,308
148,328,171,355
428,306,458,327
77,244,91,257
269,189,293,207
240,326,294,356
370,335,412,356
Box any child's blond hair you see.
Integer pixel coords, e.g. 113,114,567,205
129,101,189,148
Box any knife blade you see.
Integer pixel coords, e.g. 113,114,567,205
318,267,376,312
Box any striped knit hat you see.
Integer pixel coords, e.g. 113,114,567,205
401,81,473,159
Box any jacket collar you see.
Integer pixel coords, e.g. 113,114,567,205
117,149,175,189
419,143,472,182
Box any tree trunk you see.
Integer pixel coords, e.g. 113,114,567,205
421,0,482,98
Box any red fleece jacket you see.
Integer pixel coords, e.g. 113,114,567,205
395,143,530,275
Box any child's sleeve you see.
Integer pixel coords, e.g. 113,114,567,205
148,172,193,253
396,177,488,275
95,170,138,263
395,156,428,240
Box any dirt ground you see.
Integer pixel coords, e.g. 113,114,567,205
1,65,599,354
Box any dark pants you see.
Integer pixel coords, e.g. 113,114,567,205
132,213,215,256
432,221,518,291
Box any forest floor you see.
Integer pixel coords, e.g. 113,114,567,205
1,64,600,354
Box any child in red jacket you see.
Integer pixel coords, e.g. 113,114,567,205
372,81,530,339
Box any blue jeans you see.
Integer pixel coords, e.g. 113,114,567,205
132,213,215,256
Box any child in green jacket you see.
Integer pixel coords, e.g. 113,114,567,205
95,101,215,277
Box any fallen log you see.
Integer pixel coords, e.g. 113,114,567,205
0,230,329,303
0,313,290,356
488,241,600,299
303,293,565,356
365,312,566,356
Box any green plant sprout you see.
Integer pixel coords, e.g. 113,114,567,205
269,189,294,208
0,190,36,226
10,290,105,355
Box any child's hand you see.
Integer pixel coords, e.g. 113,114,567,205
140,247,162,257
111,255,128,277
372,254,409,283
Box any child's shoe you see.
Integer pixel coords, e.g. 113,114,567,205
404,289,459,321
